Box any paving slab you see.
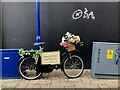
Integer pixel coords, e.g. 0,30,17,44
1,69,119,90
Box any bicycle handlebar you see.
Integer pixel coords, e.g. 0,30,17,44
34,42,45,46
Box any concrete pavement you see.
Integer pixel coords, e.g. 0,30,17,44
1,69,119,90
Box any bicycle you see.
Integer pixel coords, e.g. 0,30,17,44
18,35,84,80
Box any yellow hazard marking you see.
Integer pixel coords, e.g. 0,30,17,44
106,50,114,59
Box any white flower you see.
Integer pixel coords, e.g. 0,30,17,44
60,32,82,46
61,36,65,43
75,36,80,41
65,32,72,38
69,38,75,43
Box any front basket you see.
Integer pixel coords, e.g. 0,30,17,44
66,43,76,52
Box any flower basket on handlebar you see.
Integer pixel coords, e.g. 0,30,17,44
65,43,76,52
60,32,83,52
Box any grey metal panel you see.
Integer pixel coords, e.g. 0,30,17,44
95,44,119,74
91,42,98,77
91,42,120,78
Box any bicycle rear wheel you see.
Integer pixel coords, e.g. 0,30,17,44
19,56,42,80
63,55,84,78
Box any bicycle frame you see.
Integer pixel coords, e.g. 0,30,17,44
18,43,84,79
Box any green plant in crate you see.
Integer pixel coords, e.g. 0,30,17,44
19,48,43,63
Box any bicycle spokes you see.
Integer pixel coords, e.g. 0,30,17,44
63,55,84,78
19,57,42,80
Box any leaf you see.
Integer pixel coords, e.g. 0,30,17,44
18,47,43,64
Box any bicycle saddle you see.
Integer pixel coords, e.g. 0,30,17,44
34,42,45,46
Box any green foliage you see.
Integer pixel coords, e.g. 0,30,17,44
19,48,43,63
117,48,120,55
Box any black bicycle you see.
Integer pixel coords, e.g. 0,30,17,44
18,42,84,80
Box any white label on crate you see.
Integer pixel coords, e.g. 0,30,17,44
4,57,10,60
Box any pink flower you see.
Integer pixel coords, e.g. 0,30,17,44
63,42,68,48
76,40,80,43
60,42,68,48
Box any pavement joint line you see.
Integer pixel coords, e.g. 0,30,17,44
1,69,119,89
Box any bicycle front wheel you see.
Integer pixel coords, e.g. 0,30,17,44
63,55,84,78
19,57,42,80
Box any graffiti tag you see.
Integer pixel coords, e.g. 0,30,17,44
72,8,95,20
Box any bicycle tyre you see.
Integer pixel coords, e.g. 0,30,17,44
63,55,84,78
19,56,42,80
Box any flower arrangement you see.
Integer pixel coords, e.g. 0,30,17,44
60,32,83,48
19,48,43,64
